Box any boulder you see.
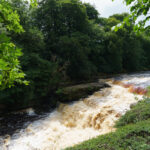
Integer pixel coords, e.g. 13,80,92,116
56,82,110,103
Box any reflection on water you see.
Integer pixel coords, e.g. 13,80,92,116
1,72,150,150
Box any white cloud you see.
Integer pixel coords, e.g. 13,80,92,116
81,0,130,18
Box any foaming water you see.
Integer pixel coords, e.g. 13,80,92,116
1,72,150,150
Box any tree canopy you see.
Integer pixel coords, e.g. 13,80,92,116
113,0,150,32
0,0,26,90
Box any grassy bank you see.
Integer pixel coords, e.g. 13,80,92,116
66,98,150,150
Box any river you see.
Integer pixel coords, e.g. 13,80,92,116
1,72,150,150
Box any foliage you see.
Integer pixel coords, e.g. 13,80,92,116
125,0,150,31
146,86,150,97
84,3,99,20
0,0,26,90
113,0,150,32
0,0,61,108
36,0,98,80
101,31,123,73
139,34,150,68
0,0,37,90
0,36,28,90
56,33,97,80
116,98,150,127
36,0,88,37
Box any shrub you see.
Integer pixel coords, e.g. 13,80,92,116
116,98,150,127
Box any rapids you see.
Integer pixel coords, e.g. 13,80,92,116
1,72,150,150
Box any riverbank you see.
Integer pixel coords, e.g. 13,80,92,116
0,81,109,115
0,70,147,115
66,98,150,150
56,82,110,103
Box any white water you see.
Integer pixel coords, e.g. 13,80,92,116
1,72,150,150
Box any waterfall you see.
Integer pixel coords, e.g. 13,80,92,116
1,72,150,150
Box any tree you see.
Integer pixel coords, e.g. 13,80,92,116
36,0,94,80
99,13,146,72
0,0,26,90
110,13,129,22
0,0,37,90
84,3,99,20
1,0,61,108
113,0,150,32
57,32,96,80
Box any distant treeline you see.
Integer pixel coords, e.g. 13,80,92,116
1,0,150,110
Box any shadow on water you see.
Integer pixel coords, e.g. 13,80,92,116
0,114,39,136
0,104,54,137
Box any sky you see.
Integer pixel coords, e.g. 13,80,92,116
81,0,130,18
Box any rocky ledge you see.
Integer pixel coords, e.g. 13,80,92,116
56,82,110,103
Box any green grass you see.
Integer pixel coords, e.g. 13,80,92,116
66,98,150,150
115,98,150,127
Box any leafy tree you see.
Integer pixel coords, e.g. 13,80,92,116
101,31,123,73
100,13,146,72
0,0,38,90
37,0,88,36
139,34,150,68
121,32,145,71
57,32,97,80
0,0,61,108
125,0,150,31
110,13,129,22
84,3,99,20
86,22,105,73
36,0,94,80
113,0,150,32
0,0,28,90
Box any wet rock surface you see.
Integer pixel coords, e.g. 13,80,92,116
56,82,110,102
0,108,51,137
